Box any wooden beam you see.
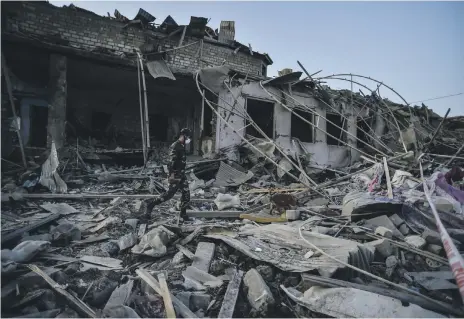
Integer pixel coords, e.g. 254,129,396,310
1,54,27,168
136,269,198,318
27,265,96,318
158,273,176,319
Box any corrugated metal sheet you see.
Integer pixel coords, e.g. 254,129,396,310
213,161,253,187
146,59,176,81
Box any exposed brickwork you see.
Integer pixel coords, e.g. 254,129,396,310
2,2,267,76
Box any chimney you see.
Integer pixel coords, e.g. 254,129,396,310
218,21,235,44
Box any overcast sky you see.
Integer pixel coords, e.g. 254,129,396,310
51,1,464,116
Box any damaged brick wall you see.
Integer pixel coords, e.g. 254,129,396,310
2,2,266,76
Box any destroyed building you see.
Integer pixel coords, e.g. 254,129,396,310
2,2,464,319
1,1,272,160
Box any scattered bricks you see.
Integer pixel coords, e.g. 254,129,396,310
389,214,404,227
375,226,393,239
192,242,215,273
244,269,275,315
427,244,443,255
365,239,393,258
404,235,426,249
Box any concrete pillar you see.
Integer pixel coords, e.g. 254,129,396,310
48,54,67,149
346,113,358,164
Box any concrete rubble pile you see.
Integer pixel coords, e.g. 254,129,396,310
2,139,464,318
2,2,464,318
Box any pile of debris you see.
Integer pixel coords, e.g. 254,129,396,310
2,134,464,318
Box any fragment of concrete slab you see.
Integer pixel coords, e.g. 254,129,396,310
192,242,215,272
399,223,410,236
214,193,240,210
277,157,293,179
1,240,50,263
125,219,139,230
40,202,77,215
375,226,393,239
365,215,404,239
104,280,134,311
406,271,458,290
244,269,275,314
172,251,186,265
103,305,140,318
421,228,441,245
218,270,244,318
282,285,445,318
365,239,393,258
21,233,52,242
80,256,123,270
183,266,223,288
389,213,404,227
90,216,121,233
131,226,177,257
206,224,371,277
385,256,398,278
118,233,138,251
213,161,253,187
405,235,426,249
137,224,147,238
427,244,443,255
50,223,82,245
176,244,195,260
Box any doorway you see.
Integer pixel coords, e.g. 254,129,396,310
29,105,48,147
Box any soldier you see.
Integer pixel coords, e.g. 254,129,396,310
143,128,192,221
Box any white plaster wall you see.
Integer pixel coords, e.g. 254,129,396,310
215,82,356,168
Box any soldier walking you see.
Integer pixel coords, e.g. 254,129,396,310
143,128,192,221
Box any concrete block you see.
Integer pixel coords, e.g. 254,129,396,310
192,242,215,273
375,226,393,239
405,236,426,249
427,244,443,255
365,239,393,258
365,215,403,239
399,224,410,236
244,269,275,314
389,214,404,227
421,229,441,245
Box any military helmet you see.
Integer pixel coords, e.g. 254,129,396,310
180,128,192,138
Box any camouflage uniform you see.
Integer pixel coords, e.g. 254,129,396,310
145,139,190,218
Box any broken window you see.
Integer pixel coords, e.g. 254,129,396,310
91,111,112,131
291,109,314,143
261,63,267,77
29,105,48,147
245,98,274,138
149,114,169,142
326,113,345,146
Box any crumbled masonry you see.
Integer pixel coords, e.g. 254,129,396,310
2,1,464,318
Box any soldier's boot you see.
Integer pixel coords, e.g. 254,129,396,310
180,207,190,222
